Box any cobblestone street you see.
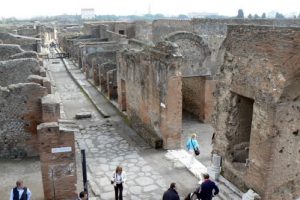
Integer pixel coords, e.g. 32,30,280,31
46,58,199,199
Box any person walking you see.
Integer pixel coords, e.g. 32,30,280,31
10,180,31,200
195,173,219,200
162,182,180,200
111,166,126,200
186,133,200,168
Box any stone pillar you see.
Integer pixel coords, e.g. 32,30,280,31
208,154,222,180
37,40,42,53
38,122,77,200
42,94,60,122
107,69,117,99
42,78,52,94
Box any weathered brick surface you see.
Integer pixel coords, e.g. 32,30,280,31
213,25,300,199
0,83,47,158
42,94,60,122
107,69,118,100
165,32,212,76
99,62,116,93
117,41,182,149
0,58,41,86
38,122,77,200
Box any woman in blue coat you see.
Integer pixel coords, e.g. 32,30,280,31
186,133,200,168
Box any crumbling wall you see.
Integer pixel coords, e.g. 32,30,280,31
133,21,153,42
99,62,116,93
0,44,23,60
0,83,47,158
9,51,38,60
0,32,39,51
213,25,300,199
117,41,182,149
165,31,212,76
182,77,205,120
0,58,41,86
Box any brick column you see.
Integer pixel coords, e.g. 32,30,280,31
38,122,77,200
42,94,60,122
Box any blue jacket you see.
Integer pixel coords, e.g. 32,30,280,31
186,138,199,151
196,179,219,200
162,188,180,200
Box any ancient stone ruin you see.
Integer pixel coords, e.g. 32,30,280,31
58,18,300,199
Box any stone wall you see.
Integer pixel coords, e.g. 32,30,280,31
9,51,38,60
133,21,153,42
0,44,23,60
0,83,48,158
0,32,40,51
38,122,77,200
0,58,41,86
117,41,182,149
182,77,205,120
99,62,116,93
213,25,300,199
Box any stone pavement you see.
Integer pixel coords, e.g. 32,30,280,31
46,57,200,200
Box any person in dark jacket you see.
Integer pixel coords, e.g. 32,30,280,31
10,180,31,200
163,182,180,200
196,173,219,200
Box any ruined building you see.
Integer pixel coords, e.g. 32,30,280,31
58,18,300,199
0,23,77,199
213,25,300,200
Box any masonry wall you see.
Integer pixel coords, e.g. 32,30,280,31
0,58,41,86
0,32,39,51
0,83,47,158
134,21,153,42
117,43,182,149
213,25,300,199
0,44,23,60
38,122,77,200
182,77,205,120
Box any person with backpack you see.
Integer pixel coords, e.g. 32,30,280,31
9,180,31,200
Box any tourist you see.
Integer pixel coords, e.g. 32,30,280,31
195,173,219,200
162,182,180,200
76,191,88,200
186,133,200,168
9,180,31,200
111,166,126,200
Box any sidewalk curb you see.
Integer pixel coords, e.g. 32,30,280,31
61,58,110,118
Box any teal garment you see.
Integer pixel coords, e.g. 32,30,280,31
186,138,199,151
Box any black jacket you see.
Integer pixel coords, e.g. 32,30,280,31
196,179,219,200
162,188,180,200
13,187,28,200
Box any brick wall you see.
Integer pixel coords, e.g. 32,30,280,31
0,83,47,158
213,25,300,199
117,41,182,149
0,58,41,86
38,122,77,200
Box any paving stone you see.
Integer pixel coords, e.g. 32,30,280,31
142,165,152,172
100,191,115,200
135,177,154,186
143,184,159,192
75,112,92,119
129,186,142,195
